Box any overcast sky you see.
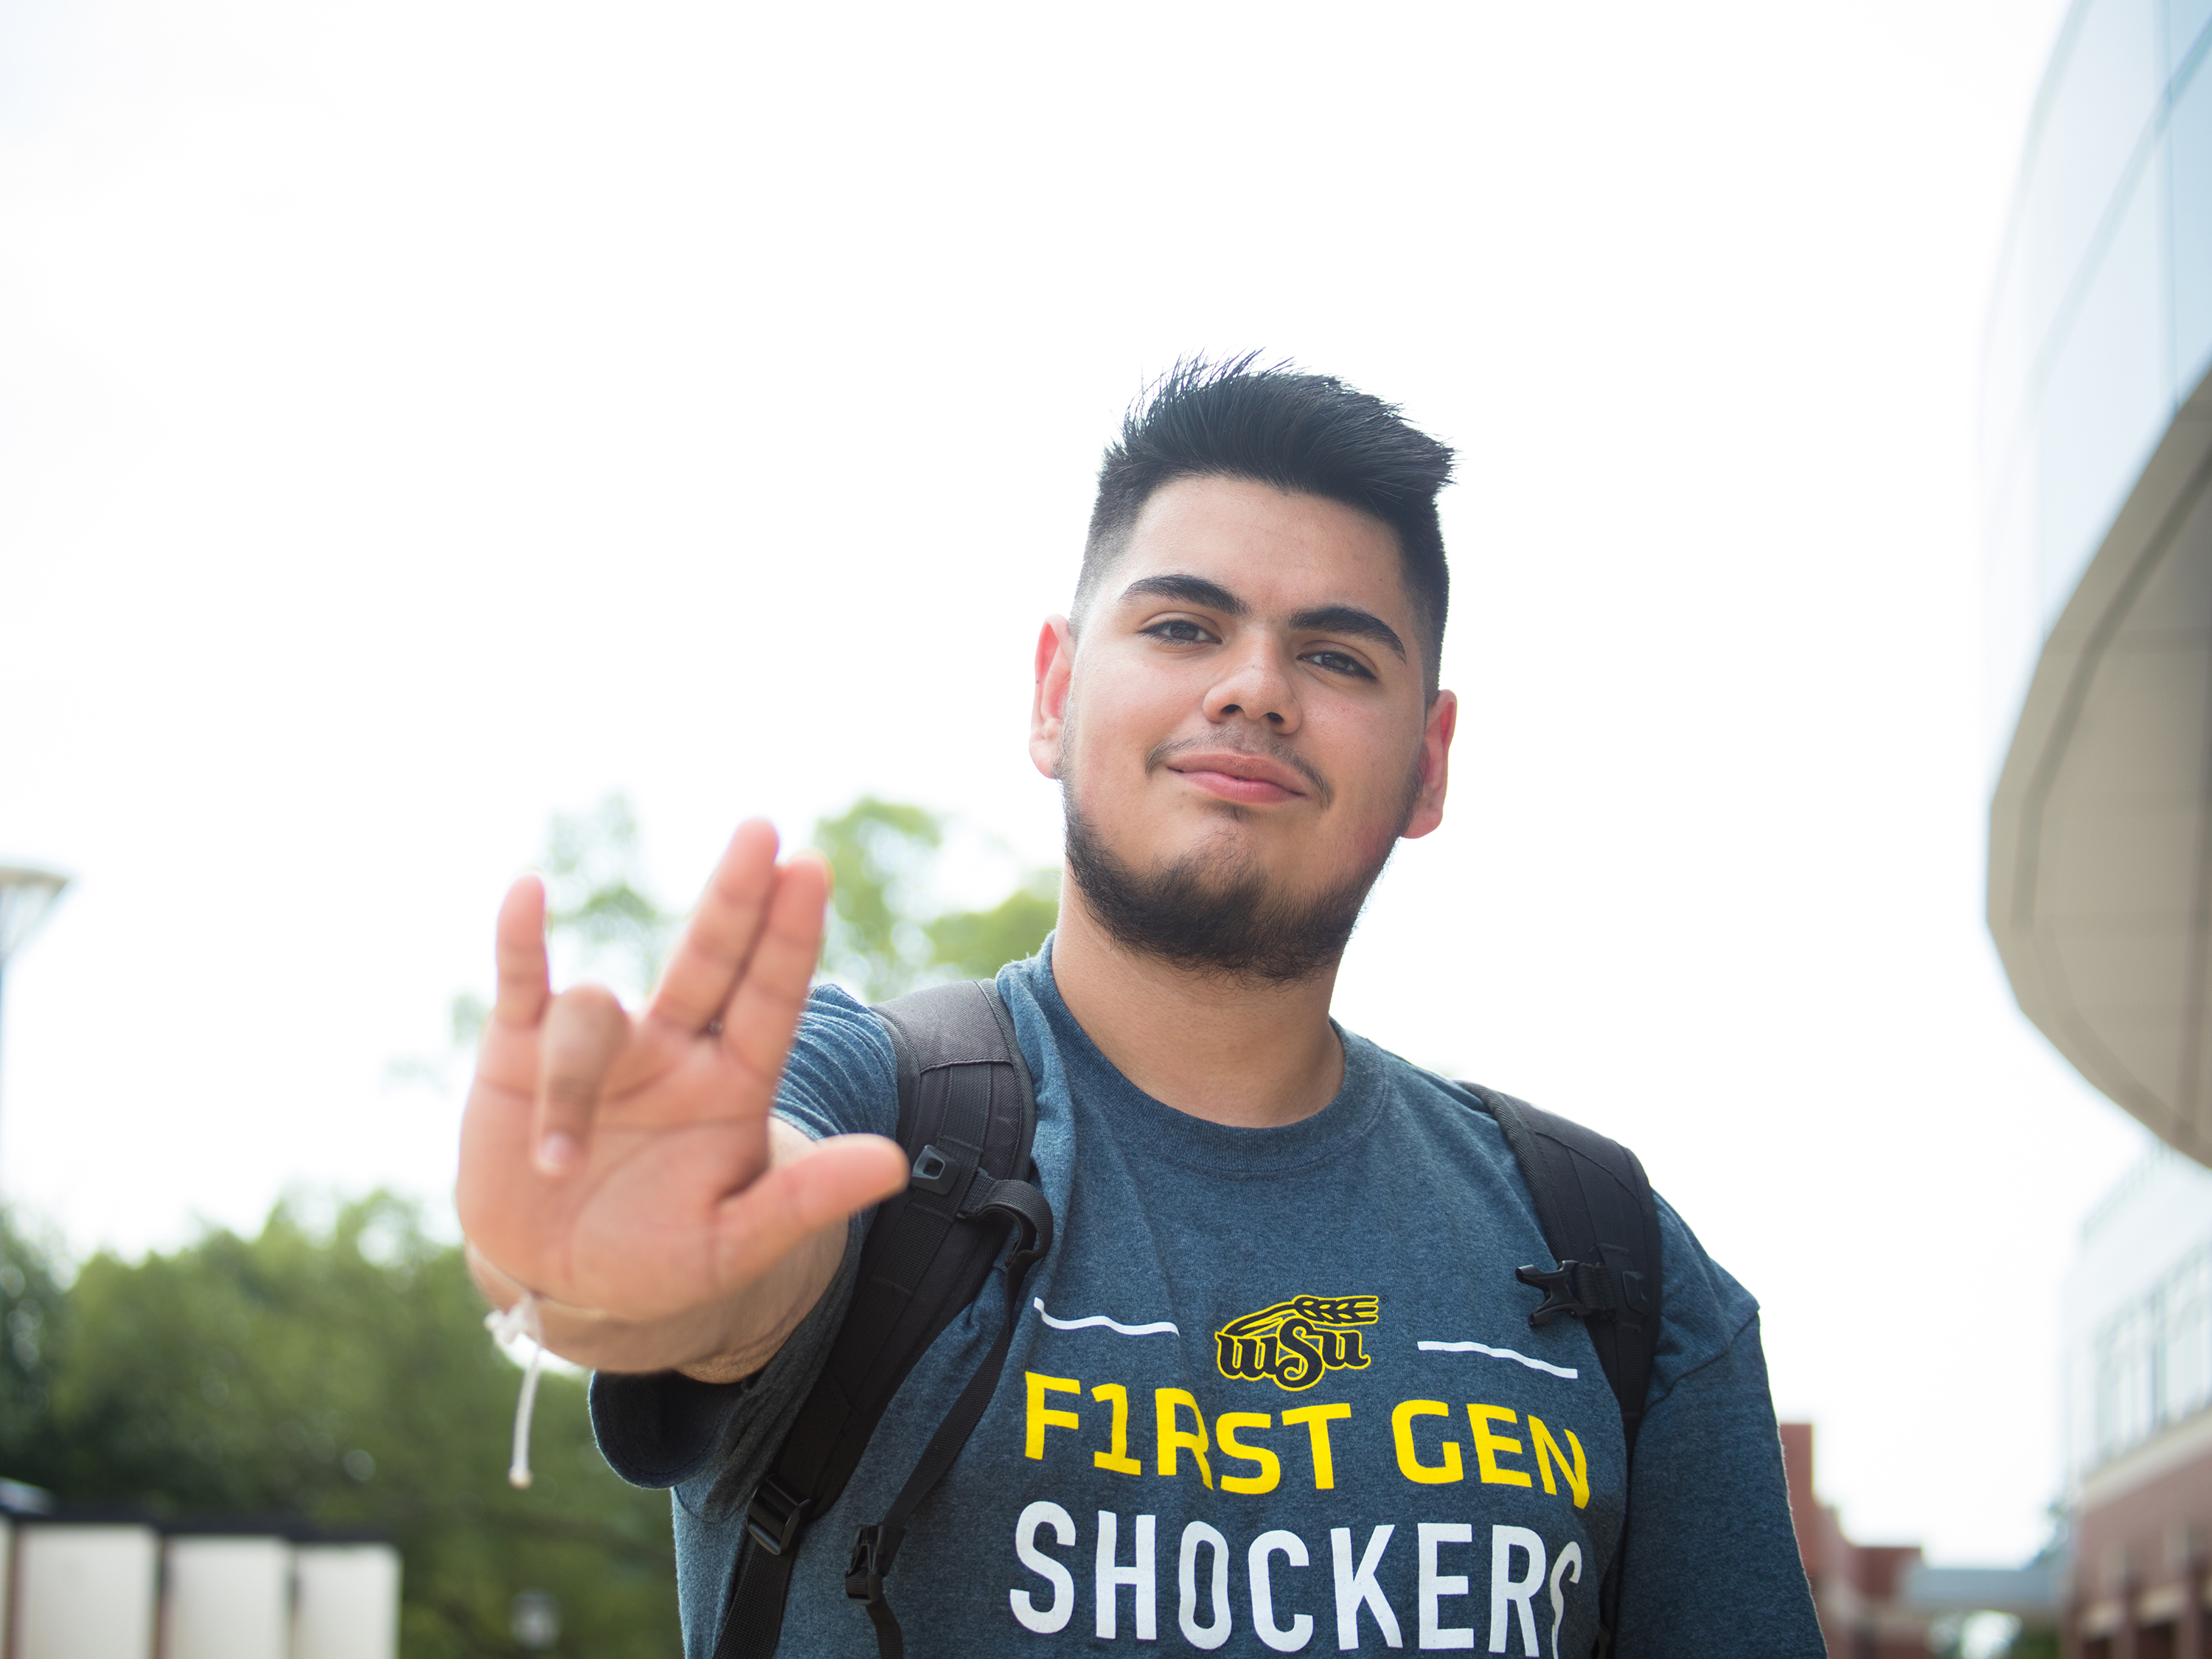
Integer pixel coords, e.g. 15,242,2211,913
0,0,2149,1565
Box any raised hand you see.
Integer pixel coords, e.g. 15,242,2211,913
455,820,908,1374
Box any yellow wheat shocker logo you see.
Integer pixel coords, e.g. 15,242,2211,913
1213,1295,1380,1391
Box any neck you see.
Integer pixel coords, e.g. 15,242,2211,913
1047,877,1346,1129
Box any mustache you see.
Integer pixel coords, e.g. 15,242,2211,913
1142,735,1332,808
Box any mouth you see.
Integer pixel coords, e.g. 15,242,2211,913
1163,750,1314,807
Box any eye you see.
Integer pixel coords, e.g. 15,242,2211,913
1301,649,1374,680
1144,619,1217,645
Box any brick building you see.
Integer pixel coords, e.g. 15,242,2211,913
1782,1422,1933,1659
2059,1152,2212,1657
1781,1422,2065,1656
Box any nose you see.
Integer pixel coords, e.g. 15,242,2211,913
1203,638,1301,733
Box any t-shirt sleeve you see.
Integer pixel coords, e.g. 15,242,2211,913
588,984,900,1492
766,982,905,1144
1610,1197,1823,1652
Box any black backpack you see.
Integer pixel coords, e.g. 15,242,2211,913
714,981,1663,1659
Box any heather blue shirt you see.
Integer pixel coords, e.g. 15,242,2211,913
593,946,1820,1656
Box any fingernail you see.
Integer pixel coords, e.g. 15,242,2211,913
537,1133,579,1175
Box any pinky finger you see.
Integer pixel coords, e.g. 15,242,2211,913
493,876,552,1029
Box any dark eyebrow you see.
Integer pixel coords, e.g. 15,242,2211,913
1289,605,1407,662
1117,574,1248,616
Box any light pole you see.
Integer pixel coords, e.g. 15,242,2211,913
0,866,70,1151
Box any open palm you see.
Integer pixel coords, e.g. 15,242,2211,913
455,820,906,1359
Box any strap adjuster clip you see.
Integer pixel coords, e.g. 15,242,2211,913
1516,1259,1617,1326
845,1523,904,1603
745,1478,811,1557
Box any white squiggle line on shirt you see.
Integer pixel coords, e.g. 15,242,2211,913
1417,1340,1579,1380
1032,1297,1180,1338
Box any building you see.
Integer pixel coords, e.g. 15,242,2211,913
1784,1422,1933,1659
1983,0,2212,1652
1781,1423,2062,1658
2056,1150,2212,1655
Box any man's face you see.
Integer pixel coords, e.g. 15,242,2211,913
1029,475,1455,975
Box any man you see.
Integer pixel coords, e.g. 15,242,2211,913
457,361,1823,1655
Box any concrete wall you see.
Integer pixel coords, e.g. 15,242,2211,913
0,1517,400,1659
161,1534,295,1659
293,1543,403,1659
9,1523,159,1659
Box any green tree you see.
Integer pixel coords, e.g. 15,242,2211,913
466,791,1053,1013
813,797,1057,1000
438,793,677,1060
0,1211,72,1460
541,793,673,1000
0,1198,676,1658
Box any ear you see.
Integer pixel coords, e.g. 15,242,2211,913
1400,689,1458,840
1029,615,1075,780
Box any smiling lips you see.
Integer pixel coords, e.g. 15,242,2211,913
1165,751,1310,806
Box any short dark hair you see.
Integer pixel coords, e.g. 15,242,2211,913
1077,355,1455,698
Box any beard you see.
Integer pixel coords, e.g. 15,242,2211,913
1060,768,1419,986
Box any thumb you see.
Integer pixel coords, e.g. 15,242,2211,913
709,1133,909,1285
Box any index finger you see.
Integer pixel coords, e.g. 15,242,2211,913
493,874,552,1029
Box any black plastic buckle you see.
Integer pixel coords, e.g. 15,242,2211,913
745,1478,811,1557
908,1144,957,1195
845,1524,904,1602
1516,1259,1613,1326
1617,1266,1652,1320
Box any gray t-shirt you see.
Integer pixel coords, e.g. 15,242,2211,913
592,947,1821,1656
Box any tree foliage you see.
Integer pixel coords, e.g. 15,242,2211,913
491,790,1055,1009
0,1212,70,1458
0,1199,676,1657
437,794,675,1063
813,796,1057,1001
542,793,673,1000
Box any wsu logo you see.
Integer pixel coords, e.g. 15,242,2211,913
1214,1295,1380,1391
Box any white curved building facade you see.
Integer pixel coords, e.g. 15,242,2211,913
1987,0,2212,1166
1986,4,2212,1652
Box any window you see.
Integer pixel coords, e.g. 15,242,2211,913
2091,1242,2212,1469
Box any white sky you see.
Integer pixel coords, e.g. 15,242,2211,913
0,0,2152,1566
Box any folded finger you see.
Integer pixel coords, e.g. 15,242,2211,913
535,985,627,1175
648,819,779,1035
493,875,551,1029
717,853,831,1082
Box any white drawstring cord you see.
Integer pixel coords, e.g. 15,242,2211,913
484,1291,546,1489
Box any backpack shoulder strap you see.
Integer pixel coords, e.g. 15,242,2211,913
1459,1082,1662,1657
714,981,1051,1659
